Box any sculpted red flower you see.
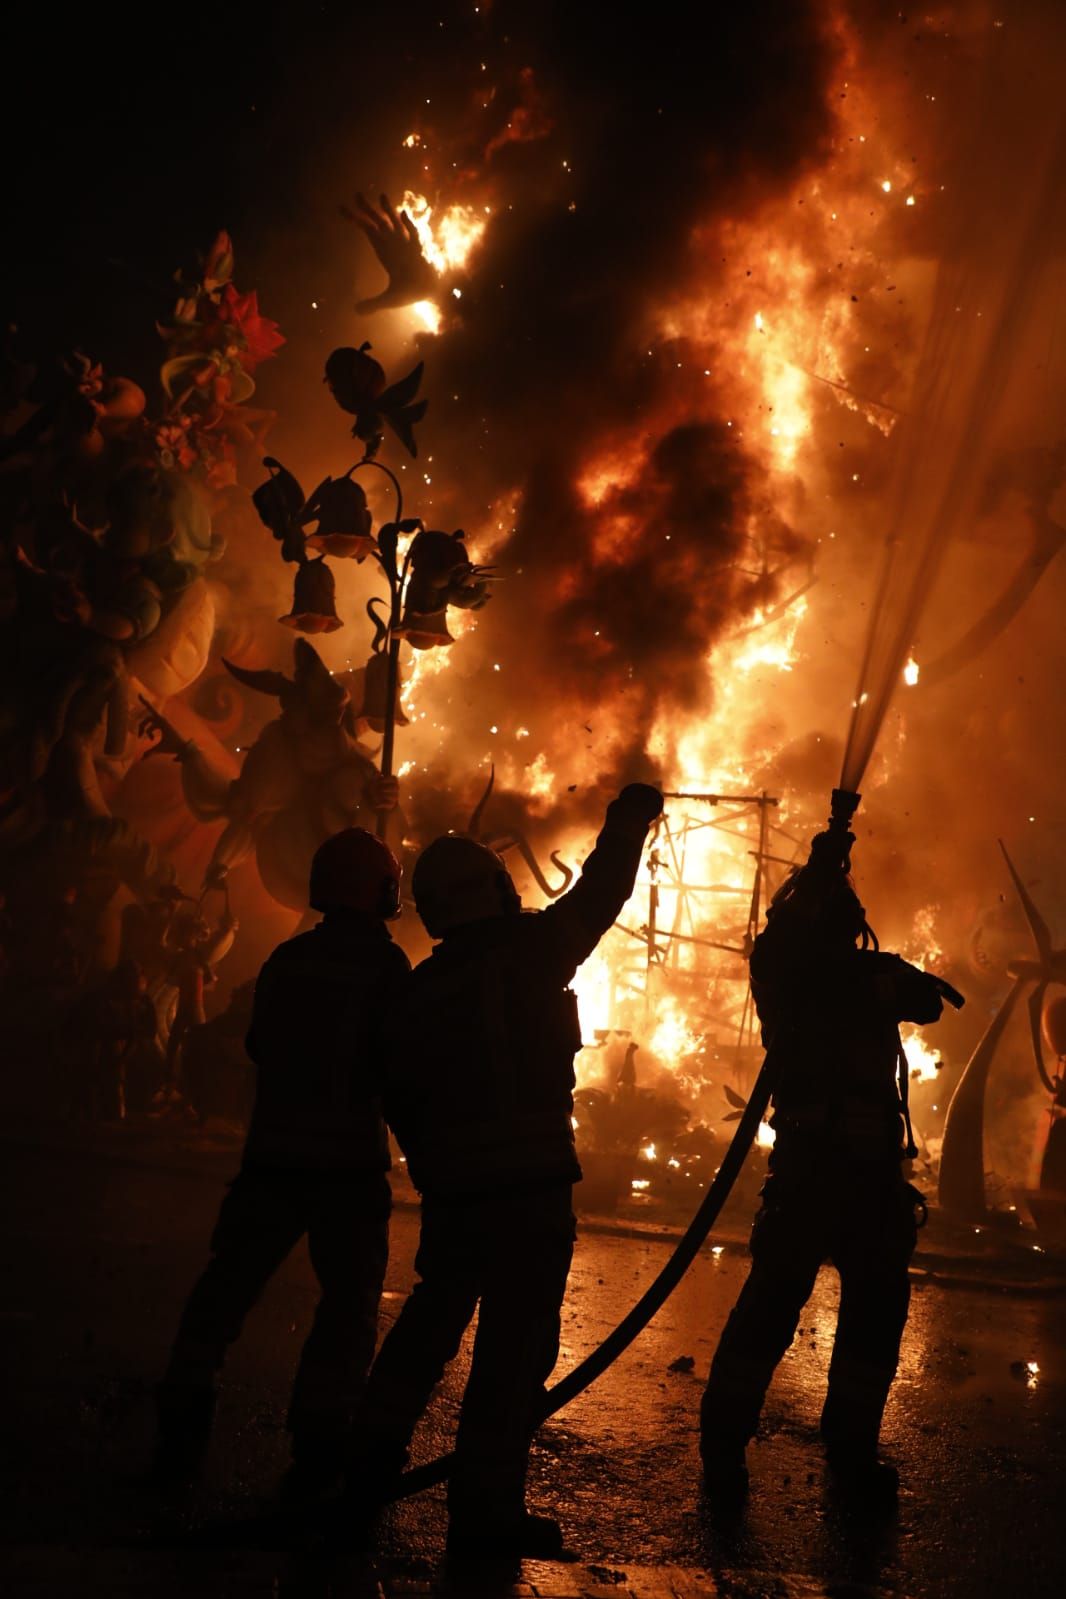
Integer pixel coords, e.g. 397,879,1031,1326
215,284,285,369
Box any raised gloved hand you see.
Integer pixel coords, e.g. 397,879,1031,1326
614,783,665,825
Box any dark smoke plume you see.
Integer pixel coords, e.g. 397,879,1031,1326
408,3,840,803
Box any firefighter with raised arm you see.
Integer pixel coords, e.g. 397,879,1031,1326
700,816,946,1500
154,827,409,1501
352,782,664,1560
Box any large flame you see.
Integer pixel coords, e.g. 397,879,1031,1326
378,80,940,1152
900,1025,942,1086
322,16,1054,1174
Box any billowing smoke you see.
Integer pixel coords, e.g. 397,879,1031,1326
405,3,838,812
184,4,843,831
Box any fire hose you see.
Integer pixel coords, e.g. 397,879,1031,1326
389,1040,781,1502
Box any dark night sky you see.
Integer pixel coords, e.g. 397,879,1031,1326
5,2,443,352
4,2,834,369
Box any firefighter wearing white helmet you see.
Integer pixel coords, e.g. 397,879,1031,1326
155,827,410,1502
353,782,664,1560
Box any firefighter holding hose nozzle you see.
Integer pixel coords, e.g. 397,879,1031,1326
700,799,950,1502
351,782,664,1560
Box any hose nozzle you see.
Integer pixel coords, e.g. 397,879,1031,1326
805,788,861,876
829,787,861,834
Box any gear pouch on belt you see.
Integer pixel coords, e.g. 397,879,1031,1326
560,986,583,1056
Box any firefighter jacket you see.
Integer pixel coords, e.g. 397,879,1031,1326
386,798,654,1198
750,919,943,1161
242,909,410,1172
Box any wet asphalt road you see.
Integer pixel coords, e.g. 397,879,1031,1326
2,1140,1065,1597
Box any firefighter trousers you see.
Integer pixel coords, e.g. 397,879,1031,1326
162,1166,390,1450
358,1182,575,1529
701,1168,920,1459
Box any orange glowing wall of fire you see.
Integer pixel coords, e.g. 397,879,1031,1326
131,4,1066,1185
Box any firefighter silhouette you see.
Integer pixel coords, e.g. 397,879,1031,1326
352,783,664,1559
154,828,409,1500
700,825,944,1500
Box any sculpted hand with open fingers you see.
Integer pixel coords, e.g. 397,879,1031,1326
343,192,438,313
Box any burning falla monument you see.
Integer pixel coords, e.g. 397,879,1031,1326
2,7,1066,1235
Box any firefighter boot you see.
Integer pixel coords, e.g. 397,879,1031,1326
280,1428,349,1507
823,1441,900,1501
699,1431,750,1501
820,1370,899,1500
344,1432,410,1510
446,1511,566,1561
152,1383,216,1486
699,1384,756,1500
